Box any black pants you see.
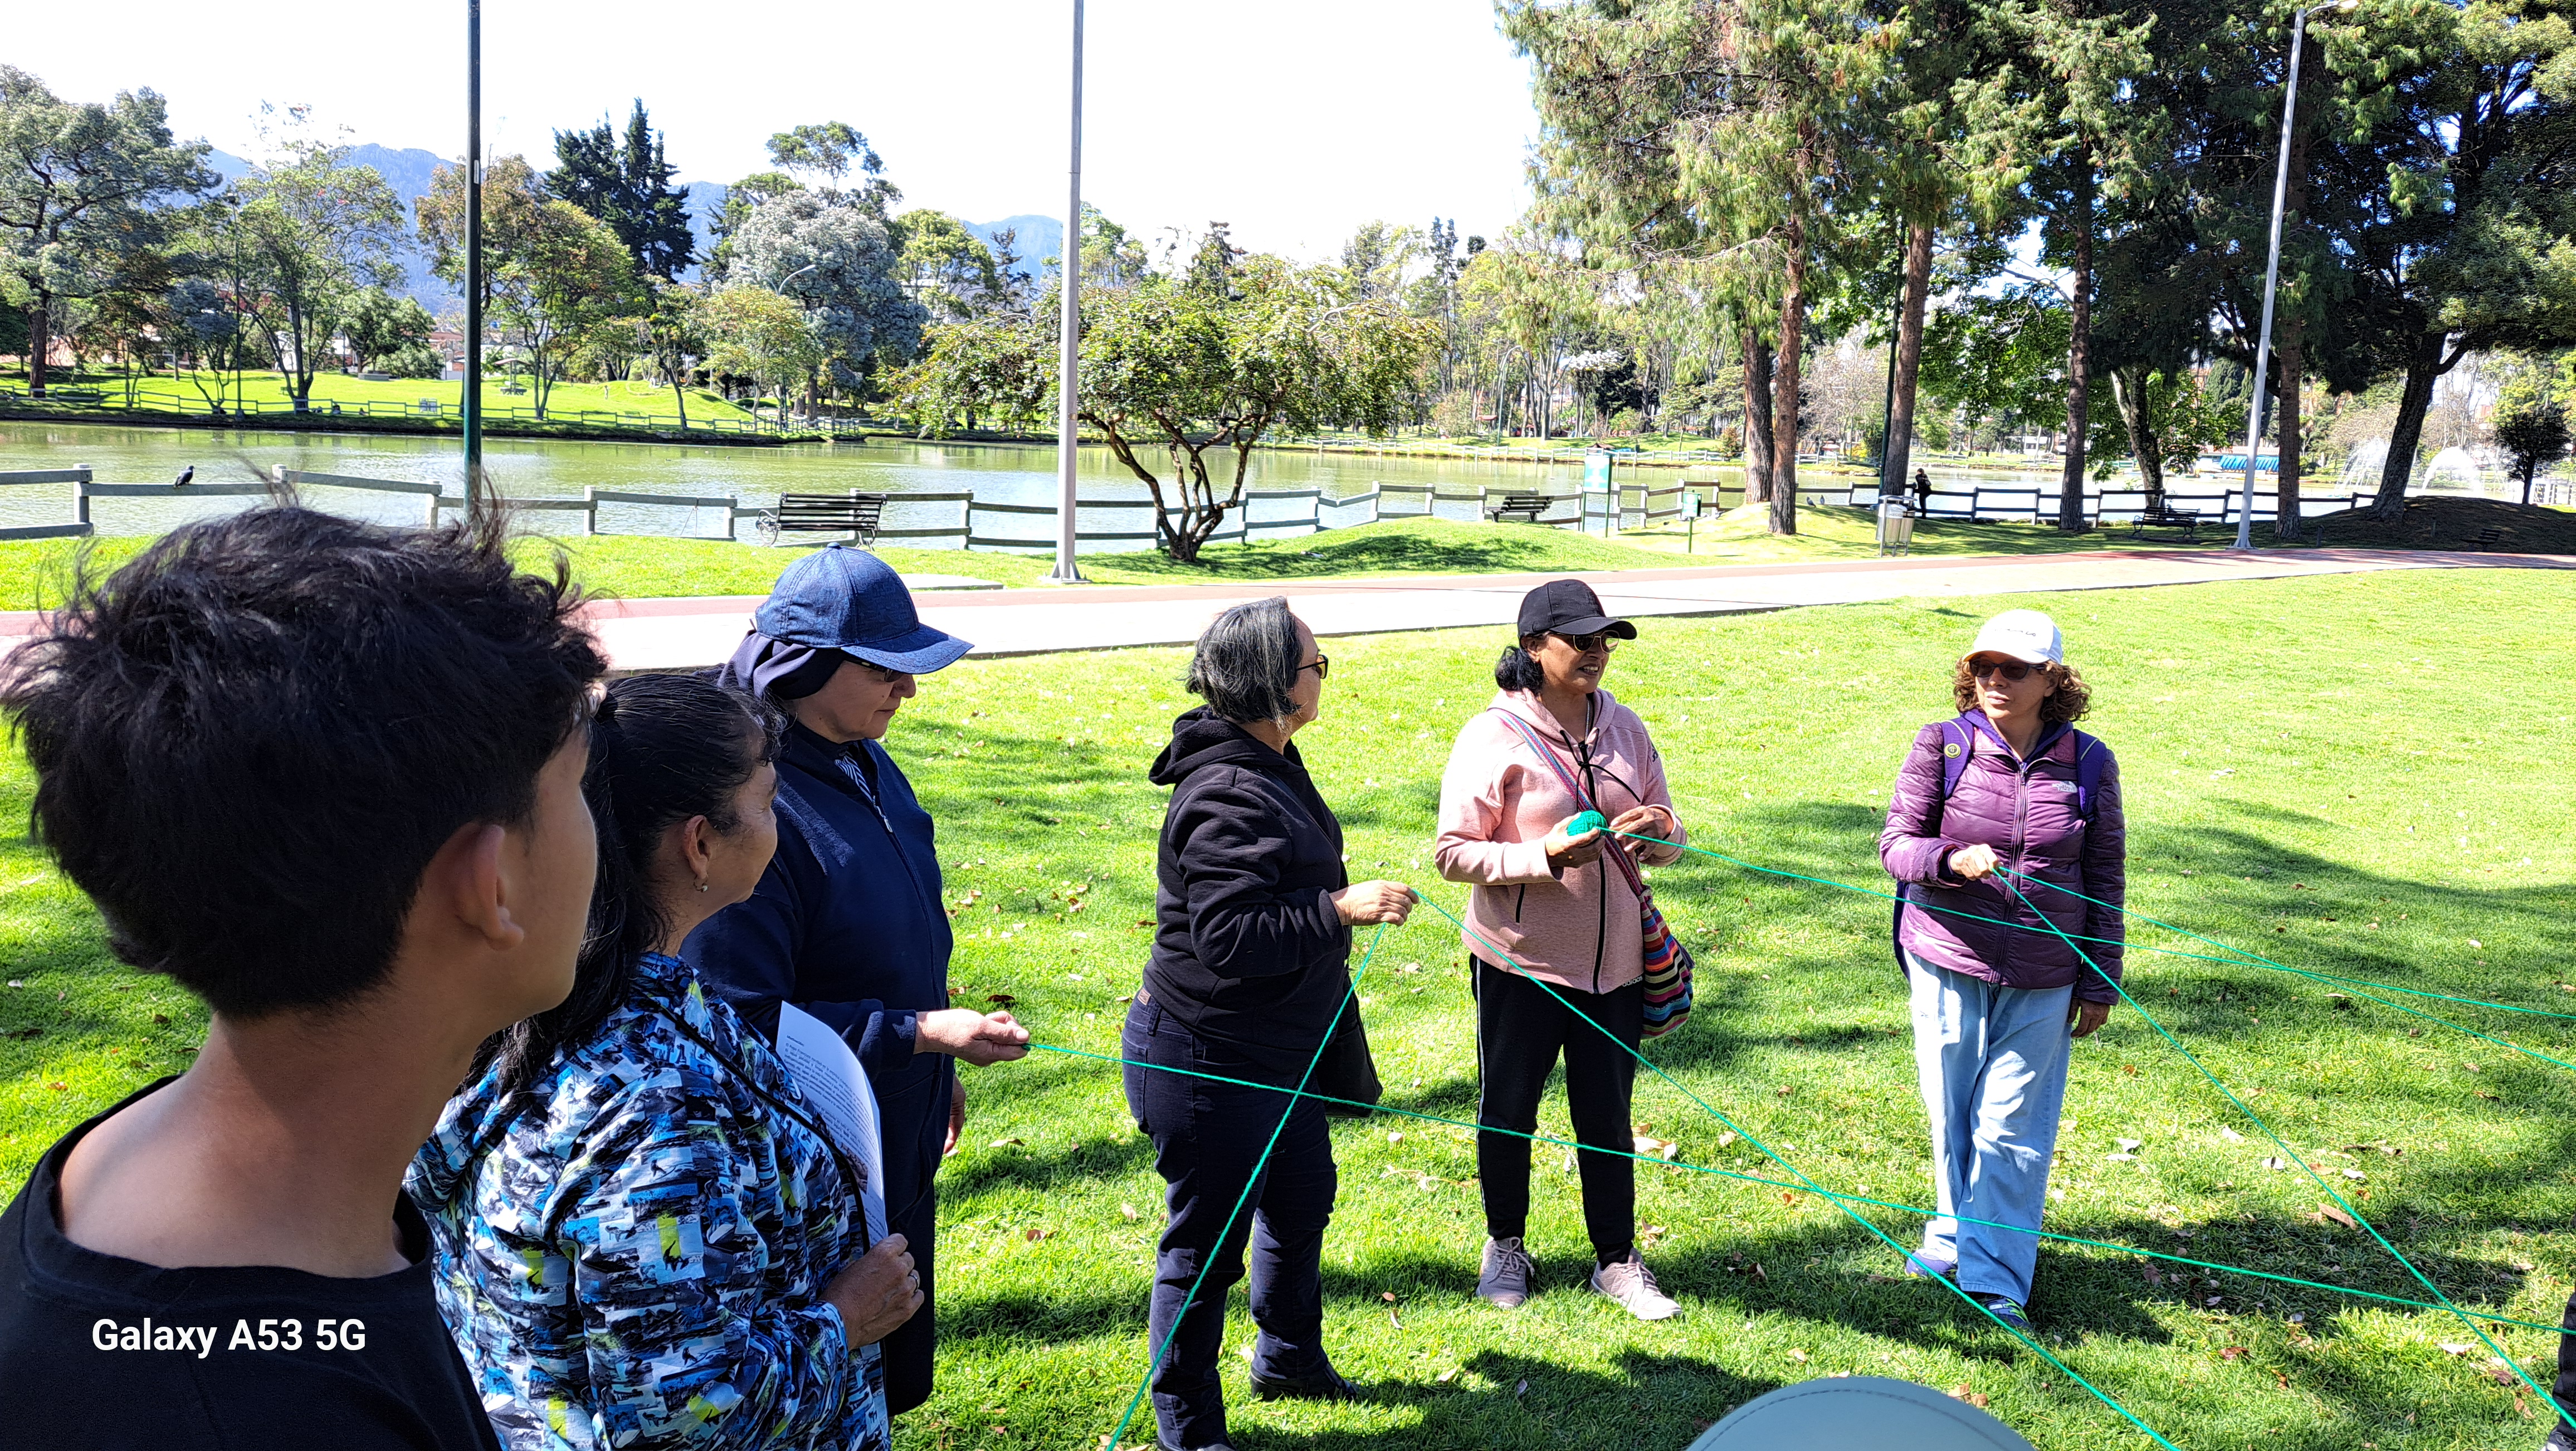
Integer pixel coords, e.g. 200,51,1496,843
1474,959,1644,1265
1121,996,1337,1450
879,1181,936,1414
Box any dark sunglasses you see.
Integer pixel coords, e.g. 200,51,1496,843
1300,654,1331,680
1554,631,1619,654
856,661,911,684
1969,658,2041,682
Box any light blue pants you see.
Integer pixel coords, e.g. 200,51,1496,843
1907,956,2074,1306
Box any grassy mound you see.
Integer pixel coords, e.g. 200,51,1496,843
2303,493,2576,552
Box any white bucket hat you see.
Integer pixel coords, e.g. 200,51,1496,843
1968,608,2062,666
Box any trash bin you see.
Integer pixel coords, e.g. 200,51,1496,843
1877,499,1916,556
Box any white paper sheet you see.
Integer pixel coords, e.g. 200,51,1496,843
774,1002,888,1243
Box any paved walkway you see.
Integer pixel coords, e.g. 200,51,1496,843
2,548,2558,673
580,547,2565,670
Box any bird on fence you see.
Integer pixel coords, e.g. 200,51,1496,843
173,466,194,488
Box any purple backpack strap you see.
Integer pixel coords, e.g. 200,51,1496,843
1938,716,2106,822
2071,730,2106,821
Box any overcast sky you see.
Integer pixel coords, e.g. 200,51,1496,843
9,0,1541,261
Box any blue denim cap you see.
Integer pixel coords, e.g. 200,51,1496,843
753,543,973,674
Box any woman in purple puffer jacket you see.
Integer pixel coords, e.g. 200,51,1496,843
1877,608,2125,1333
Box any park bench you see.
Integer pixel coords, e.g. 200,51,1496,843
2462,526,2503,551
38,387,102,405
764,491,887,546
1486,493,1559,525
2128,503,2201,542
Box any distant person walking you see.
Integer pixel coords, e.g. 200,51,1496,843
1877,608,2125,1332
1127,596,1412,1451
1435,578,1689,1321
1913,467,1934,514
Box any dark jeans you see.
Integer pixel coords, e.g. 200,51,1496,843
1122,996,1338,1450
1473,959,1644,1265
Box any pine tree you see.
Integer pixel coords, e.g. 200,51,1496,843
549,100,694,281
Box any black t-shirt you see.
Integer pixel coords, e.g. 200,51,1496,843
0,1080,502,1450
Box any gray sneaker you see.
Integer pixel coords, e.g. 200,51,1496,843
1477,1236,1534,1307
1591,1252,1681,1321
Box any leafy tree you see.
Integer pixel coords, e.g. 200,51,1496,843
1999,0,2159,529
227,109,407,405
980,226,1037,317
895,314,1050,435
725,188,923,410
2491,358,2571,504
1504,0,1907,534
0,67,214,391
1074,241,1435,561
701,285,822,428
1919,289,2072,449
642,280,704,429
549,100,695,280
2336,0,2576,516
419,154,637,417
1070,203,1149,290
892,209,1002,322
765,121,899,218
340,286,435,373
706,171,801,281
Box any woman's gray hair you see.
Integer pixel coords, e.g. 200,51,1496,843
1187,596,1304,724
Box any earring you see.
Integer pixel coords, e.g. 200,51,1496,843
695,882,709,893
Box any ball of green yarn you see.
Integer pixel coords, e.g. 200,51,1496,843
1560,810,1608,838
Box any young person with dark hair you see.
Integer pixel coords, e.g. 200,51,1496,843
0,508,604,1449
411,674,920,1451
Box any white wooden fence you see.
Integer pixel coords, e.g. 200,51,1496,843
0,466,2389,553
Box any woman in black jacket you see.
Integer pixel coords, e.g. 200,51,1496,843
1123,596,1413,1451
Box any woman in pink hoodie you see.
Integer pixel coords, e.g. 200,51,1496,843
1435,579,1688,1321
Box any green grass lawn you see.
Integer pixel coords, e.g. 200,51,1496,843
4,567,2569,1448
0,510,2242,611
12,368,757,427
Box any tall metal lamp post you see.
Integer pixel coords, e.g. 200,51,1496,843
463,0,484,500
1046,0,1088,583
2235,0,2357,551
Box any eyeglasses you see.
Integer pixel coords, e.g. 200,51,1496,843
1554,631,1618,654
857,662,911,684
1969,658,2039,682
1300,654,1331,680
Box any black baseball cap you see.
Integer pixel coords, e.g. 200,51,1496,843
1516,578,1636,640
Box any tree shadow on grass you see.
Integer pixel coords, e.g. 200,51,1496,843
1259,1349,1784,1451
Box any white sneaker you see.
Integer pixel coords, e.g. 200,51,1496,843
1590,1252,1680,1321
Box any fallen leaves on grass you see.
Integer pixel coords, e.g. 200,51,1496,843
989,1137,1024,1148
2221,1346,2247,1361
2316,1205,2358,1230
1119,1204,1139,1221
1786,1348,1809,1364
1949,1385,1989,1407
1023,1227,1052,1242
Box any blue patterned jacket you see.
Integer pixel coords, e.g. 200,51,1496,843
407,952,891,1451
